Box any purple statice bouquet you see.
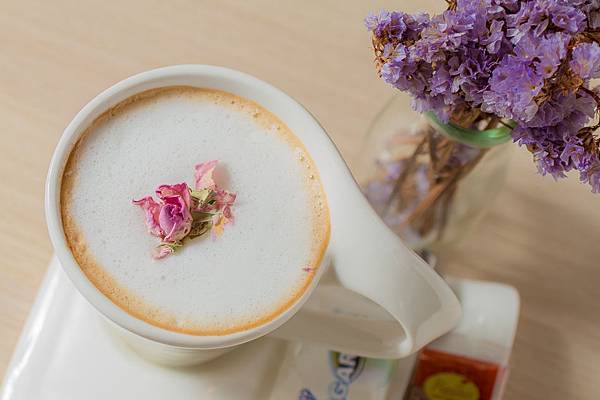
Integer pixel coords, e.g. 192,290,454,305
366,0,600,192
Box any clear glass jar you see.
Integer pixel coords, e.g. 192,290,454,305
356,94,513,252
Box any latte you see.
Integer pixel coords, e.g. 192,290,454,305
61,86,330,335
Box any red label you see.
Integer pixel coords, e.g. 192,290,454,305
408,348,501,400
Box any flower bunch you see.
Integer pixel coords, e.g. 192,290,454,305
366,0,600,191
132,160,236,259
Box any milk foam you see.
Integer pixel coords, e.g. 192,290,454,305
61,87,329,334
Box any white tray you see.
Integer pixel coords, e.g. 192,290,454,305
1,257,288,399
0,257,519,400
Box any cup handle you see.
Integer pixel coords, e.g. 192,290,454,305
270,185,461,358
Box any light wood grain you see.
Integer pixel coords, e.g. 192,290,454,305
1,1,599,398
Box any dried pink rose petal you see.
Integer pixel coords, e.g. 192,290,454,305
222,204,233,220
156,183,193,242
159,200,192,242
214,189,236,207
152,244,175,260
133,161,236,259
194,160,218,189
134,183,193,243
214,189,236,223
132,196,164,237
156,182,191,206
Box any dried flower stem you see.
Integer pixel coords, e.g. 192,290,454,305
383,132,429,215
379,110,494,243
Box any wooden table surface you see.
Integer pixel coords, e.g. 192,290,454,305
1,1,599,398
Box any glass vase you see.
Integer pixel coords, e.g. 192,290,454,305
357,94,513,252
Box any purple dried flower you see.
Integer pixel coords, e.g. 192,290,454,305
493,0,520,13
535,33,570,78
513,32,569,78
506,1,549,43
526,92,596,129
512,92,597,179
482,55,544,123
507,1,585,44
484,20,505,54
368,1,600,192
512,124,568,178
570,42,600,80
365,10,392,37
365,10,429,41
430,65,452,97
560,137,589,169
580,160,600,193
415,10,479,61
551,3,587,33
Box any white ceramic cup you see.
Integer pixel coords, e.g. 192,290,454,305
45,65,461,366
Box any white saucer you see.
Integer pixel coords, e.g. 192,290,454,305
0,258,518,400
1,257,288,400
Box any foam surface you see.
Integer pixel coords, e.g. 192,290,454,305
61,87,329,335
